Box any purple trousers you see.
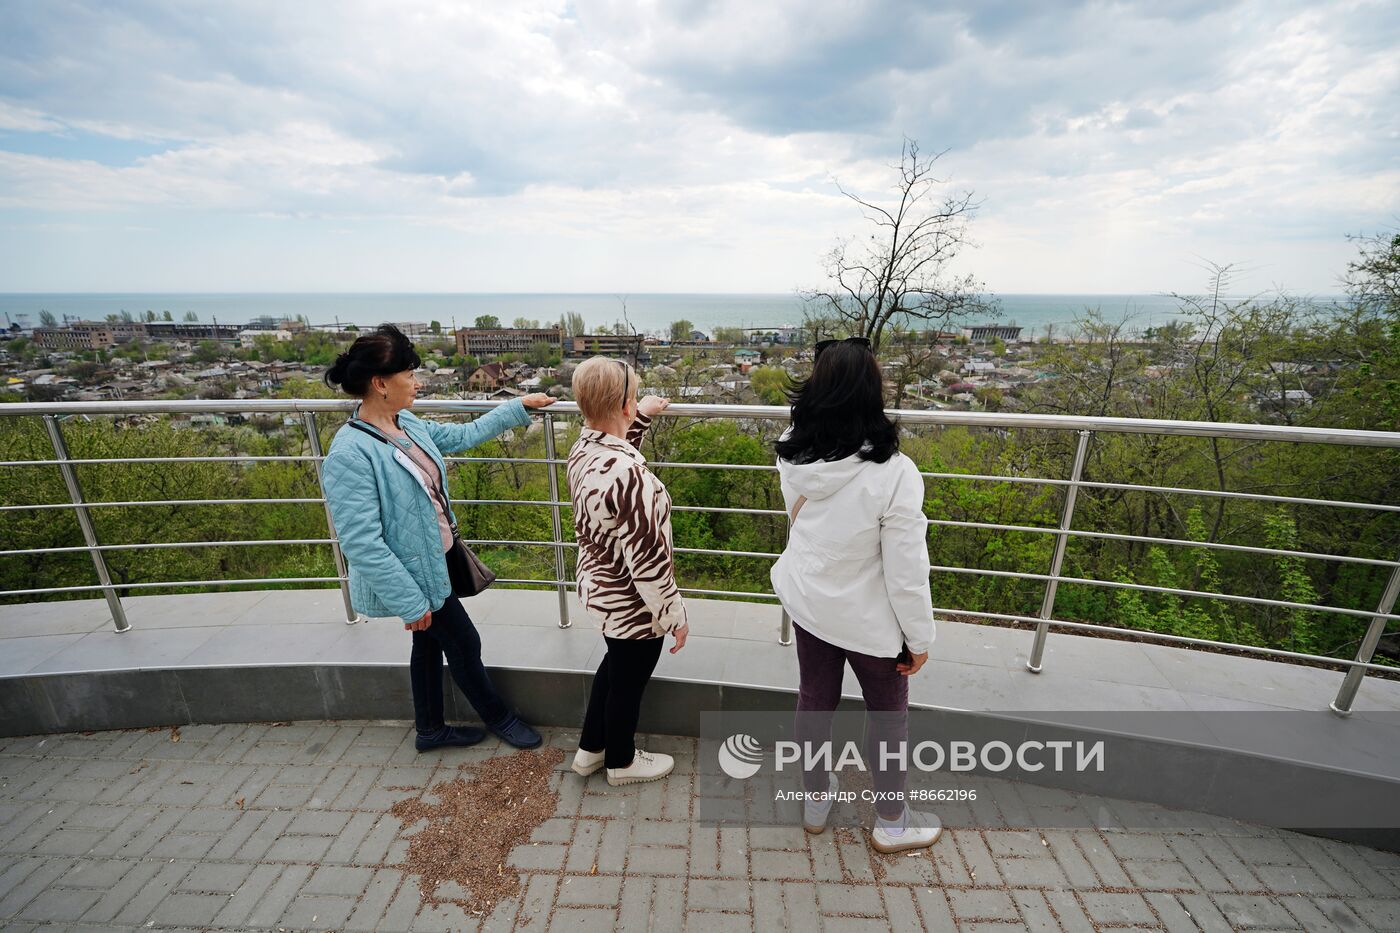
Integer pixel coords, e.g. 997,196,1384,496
794,623,909,820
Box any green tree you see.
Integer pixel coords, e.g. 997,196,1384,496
162,310,174,321
527,341,554,368
183,311,199,322
430,320,442,334
475,315,501,329
38,310,56,327
561,312,586,337
669,319,694,343
748,366,789,404
192,340,222,363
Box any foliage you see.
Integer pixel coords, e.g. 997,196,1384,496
3,233,1397,671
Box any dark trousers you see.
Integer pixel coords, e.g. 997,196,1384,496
794,623,910,820
409,597,509,735
579,635,665,769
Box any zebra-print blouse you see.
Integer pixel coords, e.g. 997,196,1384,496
567,413,687,639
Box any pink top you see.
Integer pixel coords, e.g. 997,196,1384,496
400,439,454,552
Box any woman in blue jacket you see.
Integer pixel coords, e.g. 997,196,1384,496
321,325,556,751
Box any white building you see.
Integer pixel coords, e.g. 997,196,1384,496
239,329,293,348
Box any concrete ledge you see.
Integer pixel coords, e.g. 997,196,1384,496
2,588,1399,849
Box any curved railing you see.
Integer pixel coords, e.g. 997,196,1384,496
1,398,1397,715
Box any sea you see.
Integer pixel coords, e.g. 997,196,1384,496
0,292,1333,337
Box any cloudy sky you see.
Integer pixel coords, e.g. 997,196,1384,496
0,0,1396,294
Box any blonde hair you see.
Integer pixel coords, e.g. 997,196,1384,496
573,356,635,424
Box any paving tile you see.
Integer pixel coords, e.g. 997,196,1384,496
3,721,1399,933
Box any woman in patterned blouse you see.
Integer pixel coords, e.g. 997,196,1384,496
566,356,689,786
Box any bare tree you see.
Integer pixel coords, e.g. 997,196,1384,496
801,139,994,350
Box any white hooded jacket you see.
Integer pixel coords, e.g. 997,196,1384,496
770,444,935,658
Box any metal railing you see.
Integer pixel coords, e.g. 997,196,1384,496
1,399,1397,715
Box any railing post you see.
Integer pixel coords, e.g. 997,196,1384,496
780,607,793,647
543,413,571,628
1330,560,1400,716
301,412,360,624
1026,429,1092,672
42,415,130,633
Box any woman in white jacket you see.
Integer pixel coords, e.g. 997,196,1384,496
770,336,940,853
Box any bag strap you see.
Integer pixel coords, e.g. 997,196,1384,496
789,495,808,523
348,419,459,534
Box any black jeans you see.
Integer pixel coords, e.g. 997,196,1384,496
580,635,665,769
409,597,509,735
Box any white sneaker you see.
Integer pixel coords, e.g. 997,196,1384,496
572,747,604,777
870,806,943,854
803,773,840,834
606,748,674,786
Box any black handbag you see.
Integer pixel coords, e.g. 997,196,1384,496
444,534,496,597
347,419,496,597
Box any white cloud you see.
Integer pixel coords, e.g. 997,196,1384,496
0,0,1395,292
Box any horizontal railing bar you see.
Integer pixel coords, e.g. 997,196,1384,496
1,497,785,518
0,538,782,561
652,461,779,473
448,499,785,518
676,547,781,559
672,505,787,516
465,539,577,549
448,499,569,508
933,607,1400,674
929,564,1400,622
679,586,780,600
0,455,320,467
473,577,778,599
0,538,336,557
443,456,567,466
0,577,344,596
1074,479,1400,513
4,399,1398,448
923,472,1396,512
0,498,325,511
922,470,1072,487
927,519,1400,568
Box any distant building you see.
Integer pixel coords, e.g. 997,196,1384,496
456,327,563,358
747,325,801,345
966,324,1023,343
961,360,996,375
466,362,508,391
567,334,645,363
143,322,243,342
34,323,117,350
1258,389,1314,411
239,329,292,348
735,348,761,363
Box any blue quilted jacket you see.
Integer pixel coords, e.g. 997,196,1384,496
321,400,533,622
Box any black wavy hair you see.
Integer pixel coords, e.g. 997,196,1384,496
775,340,897,464
323,324,422,397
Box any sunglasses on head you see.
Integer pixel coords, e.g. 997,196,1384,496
814,336,872,358
616,359,631,411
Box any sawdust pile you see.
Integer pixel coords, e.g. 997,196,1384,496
390,745,566,916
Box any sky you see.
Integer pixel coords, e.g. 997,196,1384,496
0,0,1396,295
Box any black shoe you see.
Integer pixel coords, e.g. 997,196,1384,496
415,724,487,752
488,713,542,749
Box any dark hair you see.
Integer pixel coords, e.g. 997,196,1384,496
324,324,422,396
775,340,897,464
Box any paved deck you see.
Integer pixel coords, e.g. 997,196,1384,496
6,588,1400,721
3,721,1400,933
